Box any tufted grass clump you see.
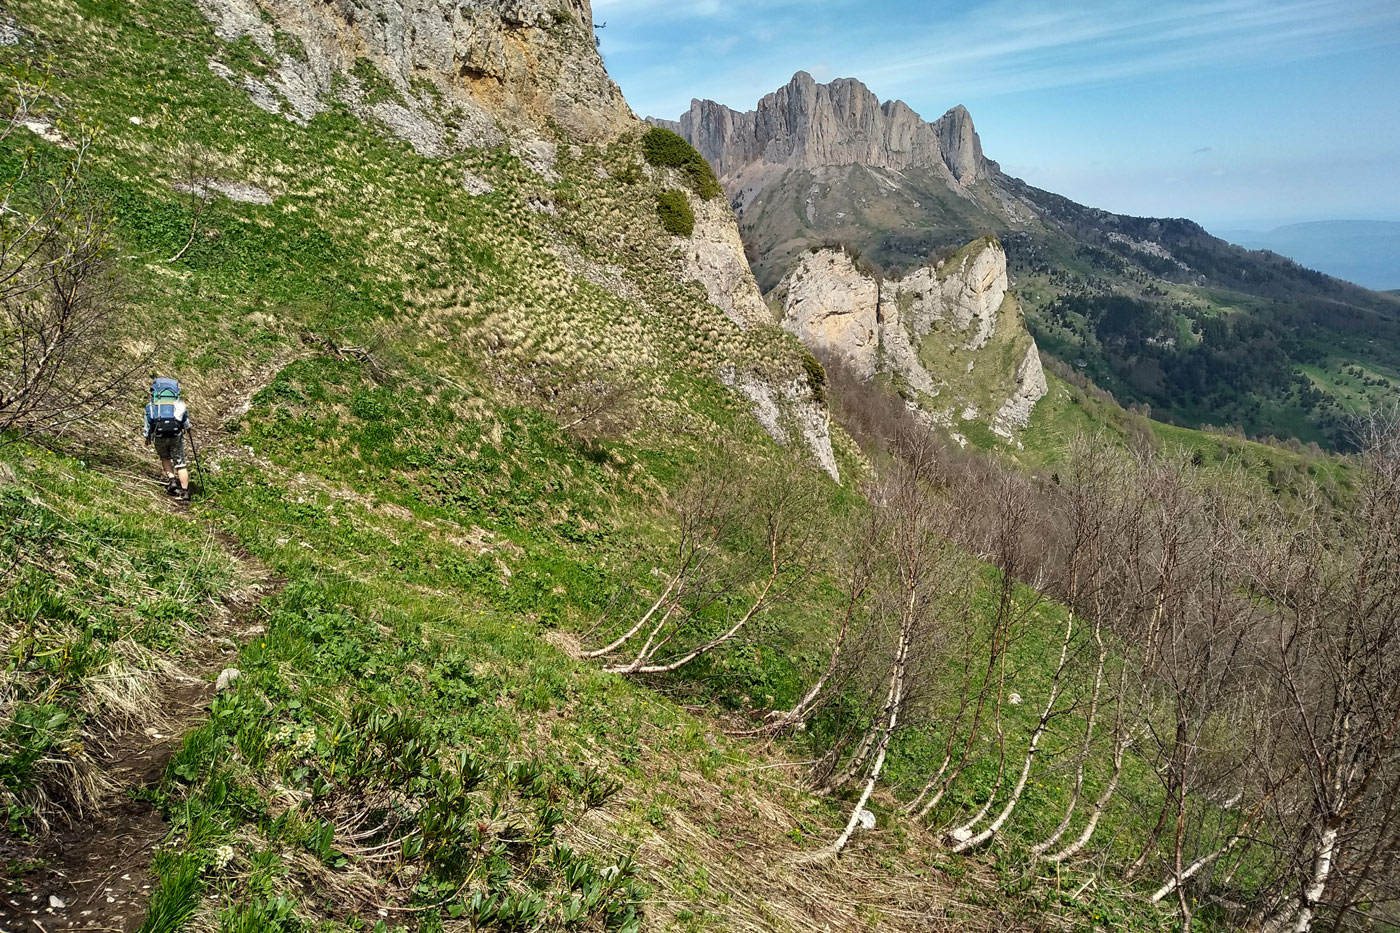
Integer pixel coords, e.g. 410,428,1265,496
641,127,721,200
655,189,694,237
802,349,827,404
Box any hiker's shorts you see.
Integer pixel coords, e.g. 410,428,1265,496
153,434,188,470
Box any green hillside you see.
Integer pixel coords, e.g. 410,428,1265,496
0,2,1394,933
0,2,994,930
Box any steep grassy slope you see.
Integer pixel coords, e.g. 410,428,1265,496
0,2,1008,931
0,3,1373,933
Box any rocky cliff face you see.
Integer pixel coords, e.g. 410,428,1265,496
679,194,773,329
653,72,991,205
775,238,1046,442
195,0,634,151
778,249,880,379
659,72,990,189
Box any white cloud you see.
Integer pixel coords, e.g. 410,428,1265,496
856,0,1400,101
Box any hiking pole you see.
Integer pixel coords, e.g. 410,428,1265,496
186,428,203,500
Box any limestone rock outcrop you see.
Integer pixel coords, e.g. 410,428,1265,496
993,343,1049,439
681,195,774,329
777,250,879,378
653,72,991,197
723,369,840,483
889,238,1008,352
195,0,633,151
775,238,1045,440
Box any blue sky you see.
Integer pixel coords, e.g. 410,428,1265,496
590,0,1400,231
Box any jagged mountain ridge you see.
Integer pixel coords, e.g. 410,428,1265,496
655,73,1400,447
651,71,991,202
647,72,1049,443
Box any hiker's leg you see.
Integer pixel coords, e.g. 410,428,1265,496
161,458,175,479
165,436,191,493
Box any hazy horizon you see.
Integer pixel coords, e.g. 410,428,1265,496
593,0,1400,232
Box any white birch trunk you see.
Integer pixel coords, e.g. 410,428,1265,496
1289,825,1338,933
951,605,1075,852
581,579,677,658
825,606,912,857
1150,835,1239,903
620,574,777,674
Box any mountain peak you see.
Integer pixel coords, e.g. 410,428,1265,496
659,73,993,189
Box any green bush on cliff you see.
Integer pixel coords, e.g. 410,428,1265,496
655,189,695,236
641,126,721,200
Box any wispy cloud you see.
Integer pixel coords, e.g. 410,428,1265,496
602,0,1400,117
854,0,1400,102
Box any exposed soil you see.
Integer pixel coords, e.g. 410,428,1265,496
0,491,278,933
0,677,213,933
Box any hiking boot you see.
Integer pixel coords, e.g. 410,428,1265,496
177,486,191,501
166,478,180,496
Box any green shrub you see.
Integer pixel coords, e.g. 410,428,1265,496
641,127,721,200
655,190,695,237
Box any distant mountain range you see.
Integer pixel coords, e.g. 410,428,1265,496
1216,221,1400,291
650,73,1400,447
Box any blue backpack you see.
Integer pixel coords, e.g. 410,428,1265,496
147,378,184,438
151,378,180,401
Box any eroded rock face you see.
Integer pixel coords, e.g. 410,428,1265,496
993,342,1048,439
195,0,633,149
775,238,1045,440
897,238,1008,351
655,72,990,193
681,195,773,329
778,250,879,378
724,369,840,483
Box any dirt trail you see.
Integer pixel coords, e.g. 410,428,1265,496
0,504,279,933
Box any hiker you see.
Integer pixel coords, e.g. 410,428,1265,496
144,377,193,501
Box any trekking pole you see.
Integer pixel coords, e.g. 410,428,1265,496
186,428,203,500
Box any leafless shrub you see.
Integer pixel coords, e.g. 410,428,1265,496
811,427,979,856
506,358,643,443
0,78,143,439
582,445,821,675
165,142,218,264
1237,408,1400,933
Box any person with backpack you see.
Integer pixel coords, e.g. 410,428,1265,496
144,377,193,500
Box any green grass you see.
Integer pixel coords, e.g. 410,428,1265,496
0,444,241,832
1022,372,1354,508
0,1,1353,930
